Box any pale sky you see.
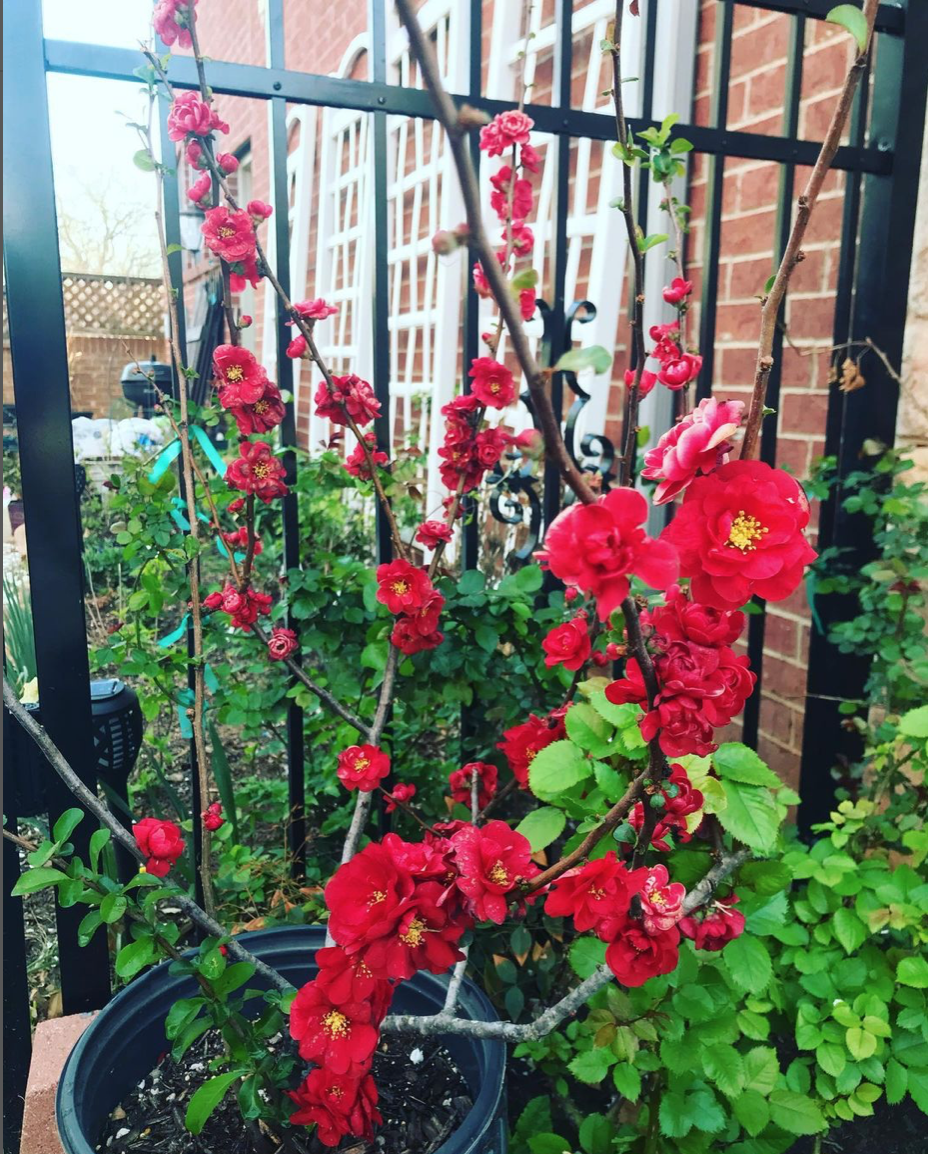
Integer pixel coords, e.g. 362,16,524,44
44,0,164,276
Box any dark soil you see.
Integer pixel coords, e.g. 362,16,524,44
97,1029,473,1154
788,1094,926,1154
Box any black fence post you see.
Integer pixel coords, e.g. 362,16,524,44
2,0,111,1012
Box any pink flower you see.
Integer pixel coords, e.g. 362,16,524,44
153,0,197,49
520,143,541,173
449,762,498,810
202,802,224,831
489,167,534,221
475,427,509,469
642,397,744,504
680,897,745,951
638,864,686,934
537,488,678,621
286,335,308,360
166,91,215,141
186,172,211,205
662,277,693,305
508,221,534,255
480,111,534,158
216,152,239,174
293,298,338,322
344,433,388,480
247,199,273,220
314,375,380,427
658,353,703,390
267,627,298,661
416,520,453,549
624,368,658,399
213,344,267,405
519,289,537,321
202,207,256,263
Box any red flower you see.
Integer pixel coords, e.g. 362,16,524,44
133,817,184,877
345,432,389,480
657,353,703,390
228,254,262,291
216,152,239,174
376,559,433,615
519,289,537,321
660,459,818,610
186,172,211,205
325,842,414,953
679,897,745,952
204,583,273,632
624,368,658,399
153,0,197,49
166,91,220,141
267,627,298,661
226,441,288,504
202,802,224,832
498,707,568,788
403,590,445,637
383,782,416,814
642,397,744,505
391,617,444,655
541,614,592,671
213,344,267,405
538,488,678,621
545,852,645,935
314,374,381,427
644,584,745,649
520,143,540,172
479,111,534,157
605,918,680,987
223,378,286,436
293,297,338,321
288,980,380,1074
629,763,705,851
474,427,509,469
638,864,686,935
288,1069,382,1146
662,277,693,305
489,166,534,221
221,527,262,558
201,207,255,263
358,879,467,980
449,820,538,924
186,140,205,168
314,945,393,1006
416,520,453,549
337,744,391,793
247,199,273,220
286,335,307,360
449,762,498,810
468,358,516,409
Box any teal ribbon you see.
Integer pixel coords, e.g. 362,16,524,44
216,538,248,563
806,570,825,636
159,613,190,649
190,424,228,477
148,437,182,483
168,497,211,532
148,425,227,484
175,671,215,736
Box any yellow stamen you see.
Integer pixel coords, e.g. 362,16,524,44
488,861,509,886
225,364,245,382
727,510,768,552
400,916,426,946
322,1010,350,1038
391,580,410,596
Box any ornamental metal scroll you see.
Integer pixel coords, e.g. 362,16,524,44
486,450,543,570
557,299,617,490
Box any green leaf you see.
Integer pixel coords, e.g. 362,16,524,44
100,892,128,924
165,242,183,256
528,1134,572,1154
457,569,486,594
898,705,928,738
568,1048,613,1084
165,997,206,1040
208,722,239,840
579,1113,612,1154
569,936,607,979
566,702,617,757
612,1063,642,1100
89,828,111,872
637,233,668,254
885,1058,907,1105
833,907,868,954
133,148,156,171
528,740,593,801
515,807,566,852
77,910,103,946
743,1046,779,1094
554,345,612,375
53,808,84,845
733,1089,770,1137
185,1071,242,1135
475,624,498,653
717,780,780,851
669,137,694,155
172,1016,211,1061
897,955,928,988
713,743,782,788
511,268,539,291
768,1090,826,1135
658,1090,693,1138
826,4,870,52
846,1027,877,1060
739,860,792,895
11,868,69,896
909,1067,928,1113
724,934,772,993
816,1042,846,1078
199,947,226,981
702,1044,745,1098
115,936,157,978
238,1074,263,1119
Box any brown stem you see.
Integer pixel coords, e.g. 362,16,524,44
740,0,878,460
394,0,596,508
611,2,647,486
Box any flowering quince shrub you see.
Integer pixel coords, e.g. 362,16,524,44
11,7,927,1154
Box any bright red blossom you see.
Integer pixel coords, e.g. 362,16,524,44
416,520,453,549
468,358,516,409
541,613,592,671
345,433,389,480
538,488,678,621
223,378,286,436
225,441,289,503
391,617,444,655
337,744,391,793
213,344,267,404
680,897,745,951
288,1069,382,1147
202,802,224,832
498,706,568,788
662,277,693,304
288,980,381,1075
133,817,184,877
449,762,498,810
449,820,538,924
660,459,818,610
314,374,380,427
201,207,255,262
383,782,416,813
267,627,298,661
545,851,645,935
605,917,680,987
203,584,272,632
375,559,433,614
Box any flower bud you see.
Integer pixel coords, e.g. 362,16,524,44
458,104,491,129
431,229,460,256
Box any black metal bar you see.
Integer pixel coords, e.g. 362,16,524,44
725,0,904,35
368,0,393,565
265,0,307,877
799,1,928,829
156,92,205,910
2,783,31,1152
460,0,482,574
542,0,572,532
741,10,805,750
42,40,894,175
3,1,111,1011
694,1,733,401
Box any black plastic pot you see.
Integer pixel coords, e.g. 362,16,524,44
57,925,507,1154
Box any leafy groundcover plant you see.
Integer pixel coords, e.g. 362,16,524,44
7,1,926,1153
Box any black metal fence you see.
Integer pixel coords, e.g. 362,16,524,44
3,0,926,1147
